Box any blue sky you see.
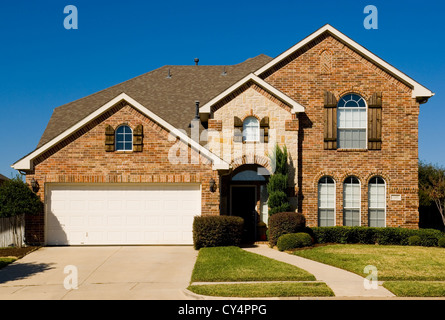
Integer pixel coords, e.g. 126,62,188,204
0,0,444,178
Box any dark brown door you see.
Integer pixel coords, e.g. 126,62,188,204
231,186,257,243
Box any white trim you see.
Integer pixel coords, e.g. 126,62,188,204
254,24,434,99
12,93,230,171
199,73,305,114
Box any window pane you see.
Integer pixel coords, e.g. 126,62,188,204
369,209,385,227
319,209,335,227
344,209,360,226
243,117,259,141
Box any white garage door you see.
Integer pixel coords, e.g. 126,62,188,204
46,184,201,246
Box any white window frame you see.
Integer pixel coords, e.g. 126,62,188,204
368,176,387,227
242,117,260,142
343,176,361,226
115,124,133,151
318,176,336,227
337,94,368,150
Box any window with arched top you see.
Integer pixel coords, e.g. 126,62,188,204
343,176,361,226
337,94,367,149
115,125,133,151
368,176,386,227
318,176,336,226
243,117,260,142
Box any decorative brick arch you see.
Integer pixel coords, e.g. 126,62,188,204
231,155,273,174
364,172,391,185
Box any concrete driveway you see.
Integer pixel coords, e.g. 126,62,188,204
0,246,198,300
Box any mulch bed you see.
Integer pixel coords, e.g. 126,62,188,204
0,246,40,258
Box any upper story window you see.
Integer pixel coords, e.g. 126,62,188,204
243,117,260,142
115,125,133,151
337,94,367,149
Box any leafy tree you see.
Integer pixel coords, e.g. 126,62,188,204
0,175,43,247
267,145,291,216
419,161,445,228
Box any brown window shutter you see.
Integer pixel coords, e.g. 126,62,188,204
133,125,144,152
324,91,337,150
260,116,269,143
233,116,243,143
105,125,115,152
368,92,382,150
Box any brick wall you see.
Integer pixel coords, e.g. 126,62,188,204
263,35,420,228
25,103,219,244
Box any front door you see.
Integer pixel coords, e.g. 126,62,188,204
231,186,257,243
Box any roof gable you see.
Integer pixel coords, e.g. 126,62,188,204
254,24,434,101
13,93,230,171
199,73,305,115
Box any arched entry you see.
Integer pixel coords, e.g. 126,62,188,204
224,164,270,243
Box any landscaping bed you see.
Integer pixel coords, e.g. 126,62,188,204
0,246,39,270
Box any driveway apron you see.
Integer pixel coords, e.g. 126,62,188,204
0,246,198,300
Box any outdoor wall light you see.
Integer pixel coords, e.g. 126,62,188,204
30,178,40,193
209,178,217,193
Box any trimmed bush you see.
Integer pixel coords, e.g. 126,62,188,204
310,226,444,247
268,212,306,247
408,235,422,246
277,233,313,251
193,215,244,250
438,237,445,248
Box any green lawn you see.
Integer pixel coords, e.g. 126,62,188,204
294,244,445,297
191,246,315,282
188,246,334,297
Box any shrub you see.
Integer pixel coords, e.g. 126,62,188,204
408,235,422,246
311,226,444,247
277,233,313,251
438,237,445,248
0,176,43,247
268,212,306,247
267,145,291,216
193,215,244,250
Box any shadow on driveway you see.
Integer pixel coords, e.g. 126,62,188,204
0,262,55,284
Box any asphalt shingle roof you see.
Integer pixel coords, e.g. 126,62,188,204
37,54,273,149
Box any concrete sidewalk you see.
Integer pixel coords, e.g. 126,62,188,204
243,245,395,298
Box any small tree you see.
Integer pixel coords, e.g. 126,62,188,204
0,175,43,247
267,145,291,216
419,161,445,228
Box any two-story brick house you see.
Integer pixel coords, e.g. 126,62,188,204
13,25,434,246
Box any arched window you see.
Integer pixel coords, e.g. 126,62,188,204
337,94,367,149
368,176,386,227
318,176,335,226
343,176,361,226
243,117,260,142
115,125,133,151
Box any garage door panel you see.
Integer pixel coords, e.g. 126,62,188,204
46,184,201,245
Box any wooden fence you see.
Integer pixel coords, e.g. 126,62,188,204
0,215,24,247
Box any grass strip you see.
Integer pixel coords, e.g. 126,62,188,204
188,282,334,298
